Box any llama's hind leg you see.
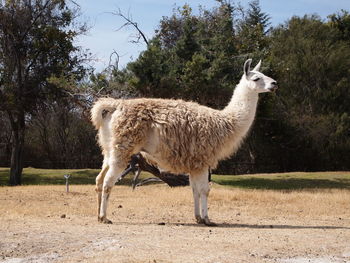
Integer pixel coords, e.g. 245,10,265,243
99,156,128,224
189,175,202,224
96,159,109,221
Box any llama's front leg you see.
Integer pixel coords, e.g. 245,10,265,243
99,161,126,224
190,172,217,226
200,185,217,226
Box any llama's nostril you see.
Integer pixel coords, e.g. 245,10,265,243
271,81,277,86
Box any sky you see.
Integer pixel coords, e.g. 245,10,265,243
72,0,349,72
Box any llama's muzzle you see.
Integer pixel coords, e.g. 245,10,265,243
268,82,278,92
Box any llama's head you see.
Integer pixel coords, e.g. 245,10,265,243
243,59,278,93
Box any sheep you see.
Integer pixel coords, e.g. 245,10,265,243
91,59,278,226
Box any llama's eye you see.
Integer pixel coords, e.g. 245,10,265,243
252,77,260,81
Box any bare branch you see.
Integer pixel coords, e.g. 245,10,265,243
119,153,190,188
108,49,120,71
67,0,80,8
96,87,106,96
112,8,149,46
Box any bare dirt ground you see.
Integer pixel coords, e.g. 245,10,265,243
0,184,349,263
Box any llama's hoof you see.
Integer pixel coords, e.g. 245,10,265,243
196,216,205,224
203,217,217,227
98,216,113,224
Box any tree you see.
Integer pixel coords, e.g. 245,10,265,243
0,111,11,166
328,9,350,41
268,15,350,170
128,2,241,108
0,0,87,185
25,99,101,169
236,0,271,55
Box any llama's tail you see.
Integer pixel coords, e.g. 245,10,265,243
90,98,120,129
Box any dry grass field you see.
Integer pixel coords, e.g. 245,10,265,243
1,181,350,263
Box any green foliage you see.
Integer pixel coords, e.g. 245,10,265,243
127,0,273,110
0,0,87,113
88,67,137,98
236,0,271,54
128,1,242,108
0,0,89,185
328,9,350,41
245,0,271,29
268,14,350,170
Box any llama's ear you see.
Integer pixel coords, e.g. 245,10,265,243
244,59,252,77
253,60,262,72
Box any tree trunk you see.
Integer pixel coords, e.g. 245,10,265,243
9,111,25,186
132,154,189,187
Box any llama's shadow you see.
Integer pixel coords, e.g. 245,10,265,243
105,220,350,230
166,222,350,230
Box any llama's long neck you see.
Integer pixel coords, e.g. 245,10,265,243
223,78,259,136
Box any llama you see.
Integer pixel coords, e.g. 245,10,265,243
91,59,277,226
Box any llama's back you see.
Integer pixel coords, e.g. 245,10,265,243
114,98,237,173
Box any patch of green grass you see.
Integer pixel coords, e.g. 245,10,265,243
0,167,151,186
212,172,350,190
1,168,350,190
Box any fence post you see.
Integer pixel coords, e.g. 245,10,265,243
64,174,71,193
